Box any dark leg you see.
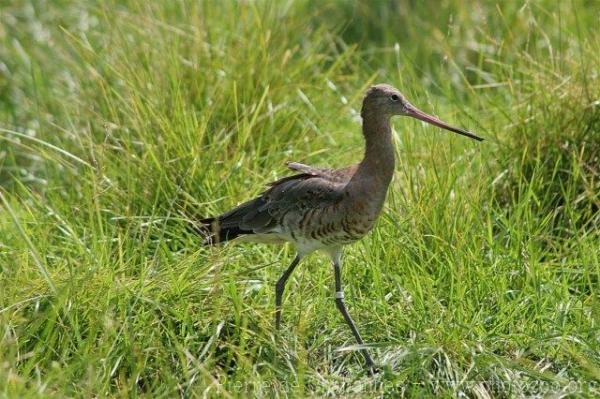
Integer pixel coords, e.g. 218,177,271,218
333,259,376,373
275,255,301,330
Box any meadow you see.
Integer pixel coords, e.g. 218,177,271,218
0,0,599,397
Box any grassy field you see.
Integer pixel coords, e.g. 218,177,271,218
1,0,599,397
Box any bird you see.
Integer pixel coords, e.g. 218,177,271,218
198,84,483,373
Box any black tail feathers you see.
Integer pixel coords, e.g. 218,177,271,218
196,216,252,245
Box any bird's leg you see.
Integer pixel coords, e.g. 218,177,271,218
332,259,376,373
275,255,301,330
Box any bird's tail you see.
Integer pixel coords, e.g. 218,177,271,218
195,197,265,245
196,216,251,246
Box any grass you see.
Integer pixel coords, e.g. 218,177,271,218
0,0,599,397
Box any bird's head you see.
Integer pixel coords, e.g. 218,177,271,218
361,84,483,141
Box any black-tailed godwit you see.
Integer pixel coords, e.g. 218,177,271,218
199,84,482,372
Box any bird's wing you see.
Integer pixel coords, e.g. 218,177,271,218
199,162,357,243
211,173,346,235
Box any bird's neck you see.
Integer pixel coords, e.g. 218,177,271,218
356,113,395,187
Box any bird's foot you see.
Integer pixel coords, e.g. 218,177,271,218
366,363,380,377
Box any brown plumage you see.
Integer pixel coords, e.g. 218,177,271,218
198,84,482,373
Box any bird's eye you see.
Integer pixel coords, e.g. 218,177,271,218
390,94,400,102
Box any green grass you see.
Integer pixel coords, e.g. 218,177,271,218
1,0,599,397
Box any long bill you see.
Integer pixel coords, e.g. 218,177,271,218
405,104,483,141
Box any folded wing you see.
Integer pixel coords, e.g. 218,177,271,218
199,164,348,244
